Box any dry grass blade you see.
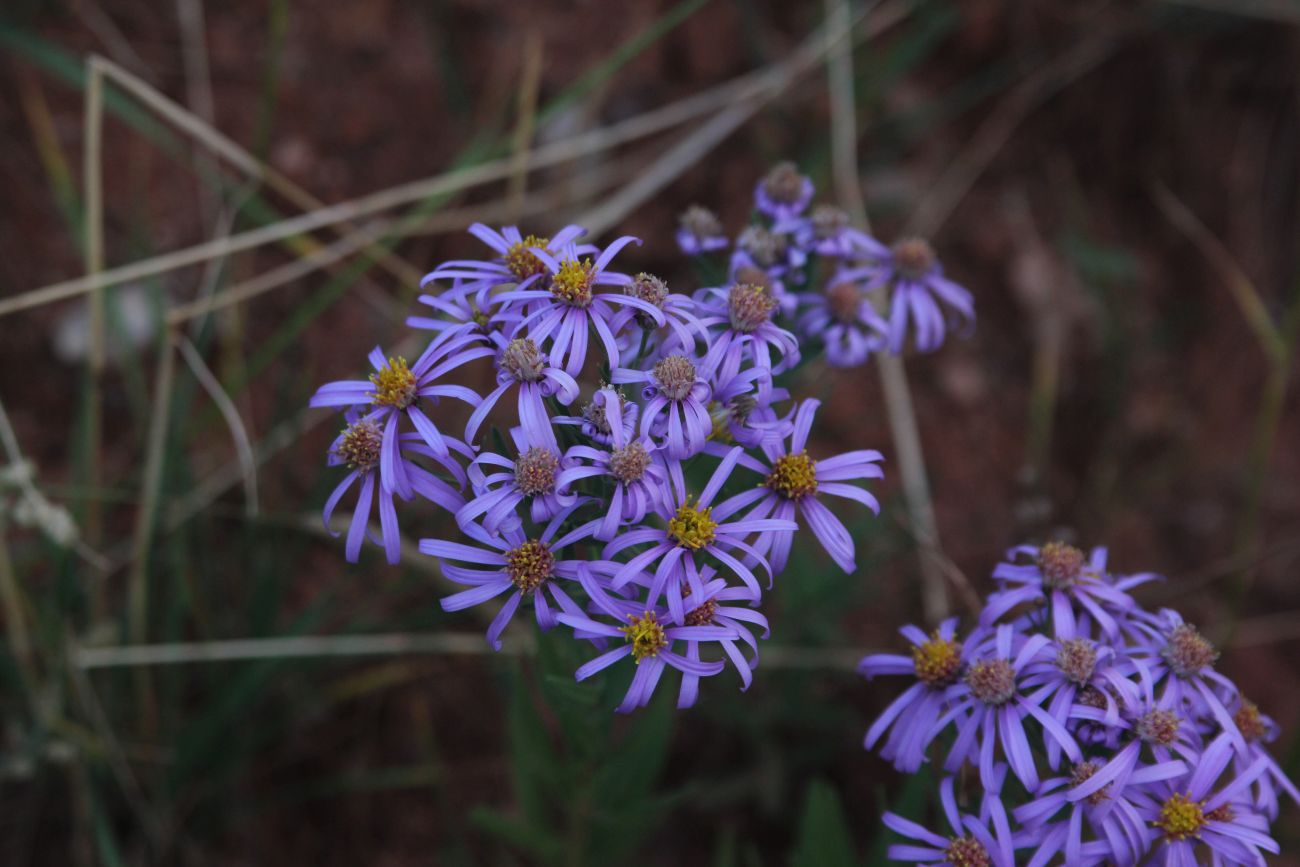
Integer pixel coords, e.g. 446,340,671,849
1149,180,1286,363
583,0,902,234
175,336,258,517
83,55,425,291
2,11,905,321
126,334,176,643
83,58,106,547
508,31,545,218
72,628,865,672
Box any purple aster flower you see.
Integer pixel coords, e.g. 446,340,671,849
883,777,1018,867
1131,732,1279,865
608,272,711,358
717,399,882,574
554,386,638,447
464,337,578,451
1124,611,1249,754
847,237,974,353
703,366,792,449
555,387,667,541
675,204,728,255
796,272,890,368
753,161,814,222
932,624,1082,792
1017,608,1136,764
602,446,796,624
1014,754,1186,867
322,414,469,564
860,617,978,773
695,282,800,385
309,332,492,489
982,542,1147,640
670,570,770,704
557,565,734,713
423,502,597,650
406,278,513,348
422,222,591,293
612,353,713,460
726,227,808,318
499,236,665,377
457,426,579,535
1230,699,1300,820
791,205,887,258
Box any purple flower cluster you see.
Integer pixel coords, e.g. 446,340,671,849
677,161,974,364
310,164,897,712
862,541,1298,865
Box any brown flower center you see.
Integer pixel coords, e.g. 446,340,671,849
1162,624,1218,678
653,355,698,401
825,281,863,324
737,226,787,268
1069,761,1111,806
514,447,559,496
965,659,1017,706
811,204,849,239
761,161,805,205
1136,709,1180,747
500,338,546,382
608,442,651,484
944,836,990,867
679,204,723,240
1055,638,1097,685
892,237,936,280
334,419,383,472
727,282,778,333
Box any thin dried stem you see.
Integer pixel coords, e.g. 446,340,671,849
83,58,106,547
825,0,948,620
127,333,177,644
72,630,865,672
2,15,904,320
1149,181,1286,364
175,336,258,517
84,54,423,288
508,32,545,219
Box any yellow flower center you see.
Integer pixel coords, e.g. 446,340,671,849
369,357,418,409
765,451,818,500
504,234,550,281
550,257,595,307
1155,792,1206,841
911,633,963,688
621,611,667,661
504,540,555,593
667,500,717,550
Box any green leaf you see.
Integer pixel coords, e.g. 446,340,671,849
790,778,858,867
